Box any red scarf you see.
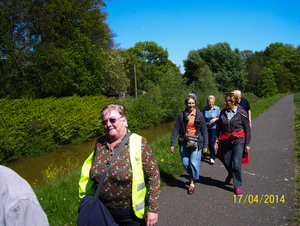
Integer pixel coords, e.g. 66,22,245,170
216,129,249,165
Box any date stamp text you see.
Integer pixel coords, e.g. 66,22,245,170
233,194,285,204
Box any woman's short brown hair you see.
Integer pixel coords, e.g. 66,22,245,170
223,92,238,105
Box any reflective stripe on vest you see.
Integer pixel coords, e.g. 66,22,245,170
130,134,148,219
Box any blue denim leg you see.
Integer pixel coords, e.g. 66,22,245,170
208,129,216,159
180,144,202,180
222,141,244,189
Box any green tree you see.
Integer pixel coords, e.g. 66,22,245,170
29,30,107,97
263,42,296,93
155,68,188,121
243,50,265,94
0,0,37,98
102,48,129,94
184,42,247,92
0,0,115,98
265,59,290,93
183,51,218,93
126,41,179,92
284,49,300,92
28,0,114,49
257,67,278,97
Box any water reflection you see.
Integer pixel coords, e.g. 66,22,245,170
6,121,175,187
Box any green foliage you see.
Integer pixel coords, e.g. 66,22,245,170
103,48,129,93
183,50,218,93
245,42,300,95
284,49,300,92
257,68,278,98
125,41,179,94
0,95,116,164
265,59,291,93
243,50,264,93
189,65,218,94
125,89,165,131
155,68,188,121
150,134,183,187
184,42,247,92
0,0,114,99
32,30,107,97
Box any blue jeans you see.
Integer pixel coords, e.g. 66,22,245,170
208,129,216,159
222,141,244,189
180,143,202,180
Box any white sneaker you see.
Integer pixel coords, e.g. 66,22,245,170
210,158,215,164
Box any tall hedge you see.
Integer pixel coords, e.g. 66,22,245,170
0,95,116,164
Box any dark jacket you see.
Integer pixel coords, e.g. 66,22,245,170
215,105,251,146
171,108,208,149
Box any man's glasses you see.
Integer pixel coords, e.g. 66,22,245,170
102,117,122,126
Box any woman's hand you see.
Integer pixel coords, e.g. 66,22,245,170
245,146,250,153
146,212,158,226
210,118,219,123
214,140,219,151
203,148,208,153
170,146,175,153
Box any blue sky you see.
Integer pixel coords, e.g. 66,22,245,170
105,0,300,72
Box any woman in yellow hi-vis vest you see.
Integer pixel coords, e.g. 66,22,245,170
79,104,160,226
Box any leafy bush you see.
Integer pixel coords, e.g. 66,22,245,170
0,88,263,165
0,95,116,164
125,87,165,131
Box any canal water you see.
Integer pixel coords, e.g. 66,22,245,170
6,121,175,187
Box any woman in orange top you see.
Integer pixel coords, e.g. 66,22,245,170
170,93,208,194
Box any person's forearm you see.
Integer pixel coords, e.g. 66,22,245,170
248,110,252,123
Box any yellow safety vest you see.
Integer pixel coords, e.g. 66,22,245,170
78,133,148,219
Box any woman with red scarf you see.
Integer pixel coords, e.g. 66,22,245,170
214,92,251,195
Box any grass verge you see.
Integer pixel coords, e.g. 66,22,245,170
34,93,288,226
293,92,300,224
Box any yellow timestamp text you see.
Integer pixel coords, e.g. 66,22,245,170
233,194,285,204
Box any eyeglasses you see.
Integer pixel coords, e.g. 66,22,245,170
225,100,232,103
102,117,122,126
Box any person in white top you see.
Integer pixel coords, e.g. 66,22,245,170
0,165,49,226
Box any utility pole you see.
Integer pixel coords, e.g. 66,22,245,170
134,64,137,98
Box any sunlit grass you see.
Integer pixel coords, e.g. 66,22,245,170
150,134,183,188
293,92,300,224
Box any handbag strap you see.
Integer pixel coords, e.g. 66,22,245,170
92,132,133,205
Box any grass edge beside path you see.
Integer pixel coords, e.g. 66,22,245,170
293,92,300,224
34,93,291,226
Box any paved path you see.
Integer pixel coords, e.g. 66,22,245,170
157,94,296,226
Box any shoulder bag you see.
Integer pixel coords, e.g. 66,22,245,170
186,132,198,149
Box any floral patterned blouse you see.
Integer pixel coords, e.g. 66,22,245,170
90,133,160,213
